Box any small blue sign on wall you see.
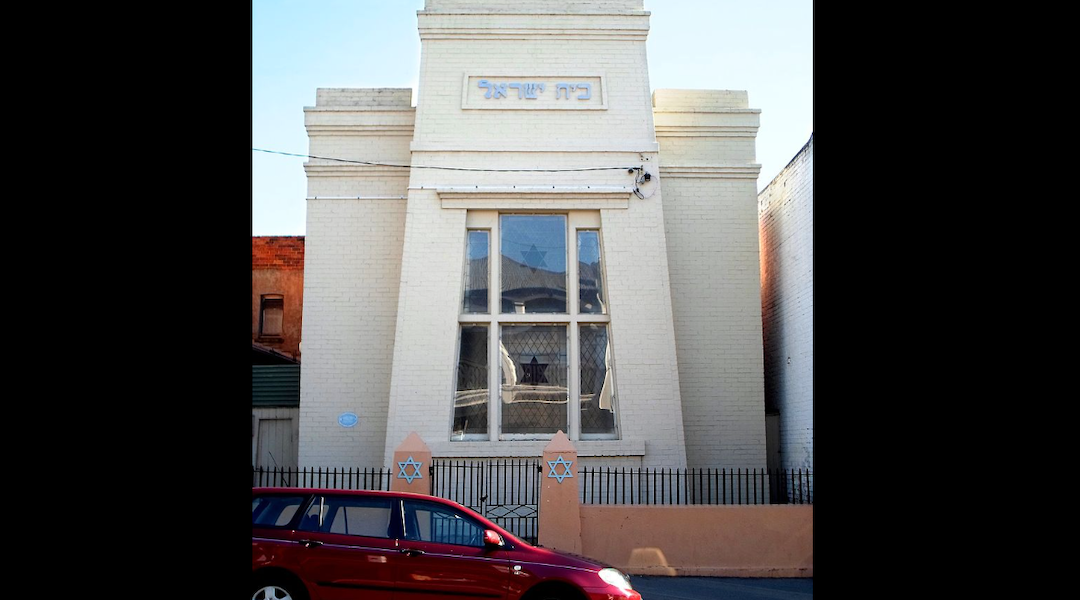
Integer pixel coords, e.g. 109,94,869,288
338,412,359,428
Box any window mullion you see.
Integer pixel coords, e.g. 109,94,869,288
568,221,579,317
489,321,499,442
568,217,580,441
569,319,579,441
489,223,501,442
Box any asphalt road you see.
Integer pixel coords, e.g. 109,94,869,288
631,577,813,600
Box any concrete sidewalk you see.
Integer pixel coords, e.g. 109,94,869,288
631,576,813,600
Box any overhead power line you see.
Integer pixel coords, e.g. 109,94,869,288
253,148,643,174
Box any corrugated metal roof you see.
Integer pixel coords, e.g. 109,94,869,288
253,365,300,407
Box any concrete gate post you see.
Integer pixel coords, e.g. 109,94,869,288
391,431,432,494
538,430,582,553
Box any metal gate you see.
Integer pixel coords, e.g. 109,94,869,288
430,459,540,544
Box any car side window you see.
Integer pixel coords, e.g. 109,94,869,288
402,500,486,547
253,495,307,527
297,495,394,538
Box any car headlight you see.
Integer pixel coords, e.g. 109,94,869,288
598,568,632,590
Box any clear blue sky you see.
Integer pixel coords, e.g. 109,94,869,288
253,0,812,235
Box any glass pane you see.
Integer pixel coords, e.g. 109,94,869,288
299,496,393,538
578,230,605,314
462,230,489,313
262,297,284,336
580,325,617,436
452,326,489,439
403,500,486,547
500,325,567,435
501,215,567,313
252,495,306,527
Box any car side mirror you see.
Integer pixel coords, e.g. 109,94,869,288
483,529,505,547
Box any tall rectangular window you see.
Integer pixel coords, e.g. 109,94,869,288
500,325,568,436
260,294,284,337
454,212,618,442
462,230,489,313
579,324,618,437
577,230,606,314
452,325,489,440
500,215,567,314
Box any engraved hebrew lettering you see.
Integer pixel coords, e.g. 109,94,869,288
556,83,572,99
510,82,523,98
492,83,508,99
576,83,592,100
478,79,493,99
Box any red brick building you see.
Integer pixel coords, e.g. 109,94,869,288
252,236,305,362
252,236,304,468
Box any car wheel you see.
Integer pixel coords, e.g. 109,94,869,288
251,578,308,600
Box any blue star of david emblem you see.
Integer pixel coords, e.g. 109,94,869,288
397,456,424,483
547,455,574,483
521,244,548,273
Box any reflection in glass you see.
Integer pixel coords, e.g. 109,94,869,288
580,325,617,436
452,326,488,439
500,325,567,435
500,215,567,313
578,230,605,314
462,230,489,313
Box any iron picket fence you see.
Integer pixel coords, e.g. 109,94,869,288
252,465,392,491
579,466,813,505
252,464,812,506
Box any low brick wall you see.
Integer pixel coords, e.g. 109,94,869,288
578,505,812,577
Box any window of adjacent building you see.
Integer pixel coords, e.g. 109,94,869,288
260,294,284,337
452,212,619,441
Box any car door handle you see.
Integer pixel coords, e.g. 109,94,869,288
400,548,425,557
299,539,323,548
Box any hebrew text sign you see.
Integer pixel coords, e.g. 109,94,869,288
463,75,606,110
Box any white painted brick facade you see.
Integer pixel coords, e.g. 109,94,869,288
758,135,813,471
300,0,765,470
654,90,767,469
299,89,413,467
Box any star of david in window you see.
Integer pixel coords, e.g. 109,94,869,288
397,456,424,483
547,455,574,483
522,356,549,384
521,244,548,273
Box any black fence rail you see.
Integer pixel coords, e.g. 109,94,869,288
430,459,540,545
252,465,392,491
580,467,813,505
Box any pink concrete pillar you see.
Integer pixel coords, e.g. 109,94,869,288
538,430,582,553
391,432,432,494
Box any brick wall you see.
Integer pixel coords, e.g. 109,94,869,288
379,1,687,467
757,135,813,471
299,1,767,470
253,237,305,359
654,90,767,469
252,236,305,269
298,89,413,467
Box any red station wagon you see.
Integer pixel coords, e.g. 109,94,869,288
253,487,642,600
